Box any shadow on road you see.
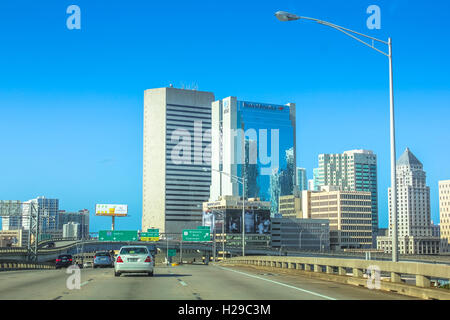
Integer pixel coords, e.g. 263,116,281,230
120,273,192,278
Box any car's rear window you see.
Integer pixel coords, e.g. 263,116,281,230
120,247,148,255
59,255,71,259
96,252,110,256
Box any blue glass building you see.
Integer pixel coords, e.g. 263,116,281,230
210,97,296,215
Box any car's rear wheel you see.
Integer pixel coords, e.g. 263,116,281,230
114,271,121,277
148,271,154,277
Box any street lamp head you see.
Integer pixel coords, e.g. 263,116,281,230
275,11,301,22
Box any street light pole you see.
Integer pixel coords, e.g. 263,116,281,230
206,167,246,257
388,38,399,262
275,11,399,262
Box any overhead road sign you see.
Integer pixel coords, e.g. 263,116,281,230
99,230,138,241
182,229,210,242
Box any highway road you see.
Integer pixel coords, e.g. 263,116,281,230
0,264,417,300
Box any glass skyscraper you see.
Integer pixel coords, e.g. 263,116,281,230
210,97,296,215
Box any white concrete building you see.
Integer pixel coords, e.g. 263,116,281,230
142,87,215,234
439,180,450,252
63,222,80,239
378,148,440,254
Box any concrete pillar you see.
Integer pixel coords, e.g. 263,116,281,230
304,264,312,272
314,265,321,273
416,275,431,288
391,272,402,283
296,263,302,270
326,266,334,274
289,263,295,269
353,268,363,278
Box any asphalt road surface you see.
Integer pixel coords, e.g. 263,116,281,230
0,264,418,300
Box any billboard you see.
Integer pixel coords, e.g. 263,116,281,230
95,204,128,216
204,209,271,234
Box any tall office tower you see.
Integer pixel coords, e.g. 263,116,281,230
378,148,440,254
142,87,215,234
210,97,296,216
296,168,308,192
316,150,378,246
439,180,450,251
21,197,59,233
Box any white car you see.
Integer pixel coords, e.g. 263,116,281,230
83,261,93,268
114,246,154,277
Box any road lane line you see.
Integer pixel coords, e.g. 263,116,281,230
217,266,337,300
179,281,188,286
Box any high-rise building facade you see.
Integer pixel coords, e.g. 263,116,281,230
316,150,378,245
439,180,450,251
210,97,296,216
378,148,440,254
142,87,215,234
296,168,308,192
302,187,373,250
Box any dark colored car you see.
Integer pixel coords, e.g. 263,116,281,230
55,254,73,269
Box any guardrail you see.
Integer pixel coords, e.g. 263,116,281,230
0,261,54,272
221,256,450,300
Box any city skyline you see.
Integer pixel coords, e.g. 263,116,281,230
1,1,449,232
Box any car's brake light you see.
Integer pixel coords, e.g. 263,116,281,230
69,259,72,262
94,256,96,260
116,256,123,263
56,259,61,262
144,256,152,263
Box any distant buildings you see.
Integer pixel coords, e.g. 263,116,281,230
315,150,378,246
63,222,80,239
142,87,215,234
58,209,90,239
1,197,89,241
439,180,450,252
377,148,440,254
302,187,373,250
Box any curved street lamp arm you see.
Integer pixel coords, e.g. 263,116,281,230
300,16,389,57
211,168,244,185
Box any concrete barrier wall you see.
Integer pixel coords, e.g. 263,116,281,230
221,256,450,300
0,261,54,272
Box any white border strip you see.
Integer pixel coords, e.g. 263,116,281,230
217,266,337,300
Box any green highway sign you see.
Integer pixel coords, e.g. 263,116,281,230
182,229,210,242
99,230,138,242
168,249,177,257
140,230,159,241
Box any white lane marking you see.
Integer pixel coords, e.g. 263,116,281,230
80,281,90,287
179,281,188,286
217,266,337,300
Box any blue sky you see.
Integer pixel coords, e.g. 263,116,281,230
0,0,449,231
